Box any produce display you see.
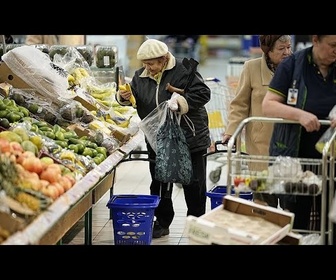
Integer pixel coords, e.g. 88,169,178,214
0,45,139,243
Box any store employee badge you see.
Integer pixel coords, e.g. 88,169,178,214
287,80,298,105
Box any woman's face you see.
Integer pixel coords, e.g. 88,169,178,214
142,57,166,76
268,39,292,65
313,35,336,65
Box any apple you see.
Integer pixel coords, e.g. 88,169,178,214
51,182,65,196
40,184,59,200
40,167,61,183
39,156,54,165
0,138,11,153
9,141,24,153
21,156,43,175
59,176,72,192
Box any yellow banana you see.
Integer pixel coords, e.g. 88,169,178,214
67,74,76,86
91,91,112,100
117,116,132,128
105,118,117,125
97,100,114,107
114,106,131,114
120,83,136,108
129,95,136,108
60,151,76,162
78,67,89,77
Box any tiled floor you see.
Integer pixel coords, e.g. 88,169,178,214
61,56,233,245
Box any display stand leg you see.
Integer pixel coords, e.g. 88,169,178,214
109,170,116,219
84,209,92,245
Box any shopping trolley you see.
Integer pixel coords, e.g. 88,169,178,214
226,116,335,245
204,77,236,184
205,77,236,147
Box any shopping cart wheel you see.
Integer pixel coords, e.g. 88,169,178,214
209,167,221,183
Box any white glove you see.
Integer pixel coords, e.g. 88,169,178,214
167,92,179,111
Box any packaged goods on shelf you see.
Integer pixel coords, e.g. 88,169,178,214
49,45,70,61
95,45,118,68
75,45,94,66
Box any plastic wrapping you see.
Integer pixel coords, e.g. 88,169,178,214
49,45,70,61
316,105,336,154
2,46,69,102
32,44,50,55
138,101,169,153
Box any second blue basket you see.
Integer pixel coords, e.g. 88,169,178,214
206,185,253,209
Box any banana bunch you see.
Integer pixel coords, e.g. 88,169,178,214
59,150,77,162
119,84,136,108
91,110,126,127
87,84,116,101
117,116,132,128
68,67,90,87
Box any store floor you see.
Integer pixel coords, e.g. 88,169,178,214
61,56,233,245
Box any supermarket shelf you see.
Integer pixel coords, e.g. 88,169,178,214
2,131,145,245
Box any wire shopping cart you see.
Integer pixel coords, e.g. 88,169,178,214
204,78,236,184
226,116,335,245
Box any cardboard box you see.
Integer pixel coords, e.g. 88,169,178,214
0,61,62,110
67,123,95,138
73,95,98,111
0,212,26,244
186,195,295,245
0,62,31,89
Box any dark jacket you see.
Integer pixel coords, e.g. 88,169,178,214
119,54,211,153
269,48,308,158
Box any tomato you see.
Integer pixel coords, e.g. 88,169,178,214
233,176,245,187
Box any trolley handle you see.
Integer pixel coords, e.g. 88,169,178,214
227,116,331,156
203,140,235,157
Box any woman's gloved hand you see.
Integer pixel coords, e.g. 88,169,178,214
168,92,189,114
167,92,179,111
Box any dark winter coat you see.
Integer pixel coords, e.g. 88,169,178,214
119,53,211,153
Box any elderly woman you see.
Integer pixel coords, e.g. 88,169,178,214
222,35,292,207
117,39,211,238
